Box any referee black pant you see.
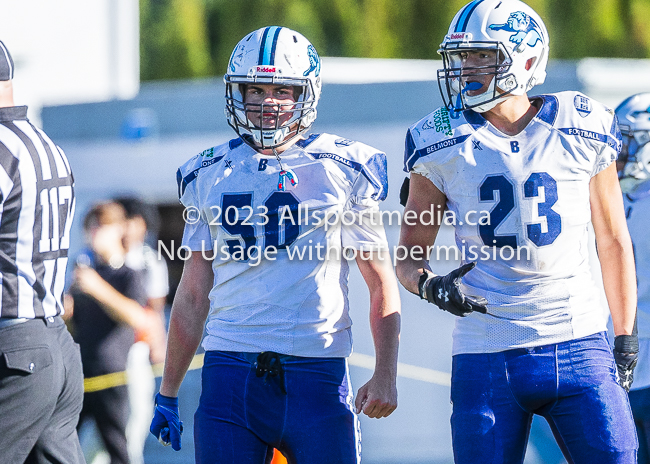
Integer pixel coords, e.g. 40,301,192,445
0,317,85,464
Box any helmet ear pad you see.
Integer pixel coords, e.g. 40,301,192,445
525,57,536,71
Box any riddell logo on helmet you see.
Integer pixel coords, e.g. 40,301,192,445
449,32,472,41
256,66,277,73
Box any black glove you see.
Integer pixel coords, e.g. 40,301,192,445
613,334,639,392
419,262,488,317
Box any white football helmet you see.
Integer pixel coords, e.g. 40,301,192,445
616,93,650,194
438,0,550,113
224,26,322,150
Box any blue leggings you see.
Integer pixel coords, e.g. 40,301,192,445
451,332,637,464
194,351,360,464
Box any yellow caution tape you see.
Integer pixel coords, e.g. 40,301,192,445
83,354,206,393
83,352,450,392
84,371,129,393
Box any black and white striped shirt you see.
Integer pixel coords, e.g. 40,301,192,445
0,106,75,318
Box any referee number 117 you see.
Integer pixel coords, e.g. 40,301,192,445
39,185,75,253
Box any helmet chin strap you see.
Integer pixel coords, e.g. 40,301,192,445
249,125,291,149
471,89,517,113
460,81,505,113
472,97,507,113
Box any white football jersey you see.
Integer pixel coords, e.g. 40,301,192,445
406,91,621,354
177,134,389,357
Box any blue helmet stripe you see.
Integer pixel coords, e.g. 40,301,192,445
258,27,271,65
259,26,281,65
269,27,282,65
455,0,484,32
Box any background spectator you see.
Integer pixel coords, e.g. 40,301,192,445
115,196,169,464
69,201,152,464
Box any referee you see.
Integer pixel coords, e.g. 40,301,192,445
0,40,85,464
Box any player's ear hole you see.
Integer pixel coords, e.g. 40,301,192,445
525,57,537,71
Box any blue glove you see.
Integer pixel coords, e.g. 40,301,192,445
150,393,183,451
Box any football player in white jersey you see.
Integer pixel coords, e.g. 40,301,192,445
617,93,650,463
149,27,400,463
396,1,638,462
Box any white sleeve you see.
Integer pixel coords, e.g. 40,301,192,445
181,220,213,251
341,152,389,251
591,110,622,177
177,163,213,251
404,128,446,192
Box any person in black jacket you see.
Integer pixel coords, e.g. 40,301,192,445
69,201,152,464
